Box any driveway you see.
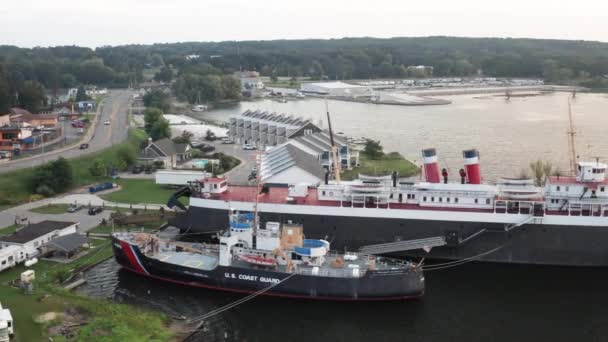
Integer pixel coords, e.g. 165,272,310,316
208,141,259,185
0,192,172,234
0,89,134,174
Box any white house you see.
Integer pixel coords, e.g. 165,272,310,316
0,221,78,268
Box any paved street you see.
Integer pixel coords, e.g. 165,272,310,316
0,89,134,174
0,193,170,234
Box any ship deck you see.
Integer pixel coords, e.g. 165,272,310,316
116,233,415,278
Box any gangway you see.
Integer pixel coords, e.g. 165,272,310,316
358,236,446,255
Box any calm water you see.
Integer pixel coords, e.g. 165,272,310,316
195,92,608,180
81,258,608,342
80,93,608,341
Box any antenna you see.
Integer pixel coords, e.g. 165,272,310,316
252,150,263,248
325,100,341,183
567,97,577,175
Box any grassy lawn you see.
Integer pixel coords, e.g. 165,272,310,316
0,241,172,341
29,204,70,214
100,179,187,206
89,220,167,234
0,128,148,209
342,152,419,180
0,223,21,236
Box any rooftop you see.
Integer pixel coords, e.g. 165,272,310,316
1,221,76,244
47,233,88,253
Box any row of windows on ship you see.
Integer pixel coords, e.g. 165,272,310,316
321,190,491,205
552,185,606,192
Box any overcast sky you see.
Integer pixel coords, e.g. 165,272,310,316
2,0,608,47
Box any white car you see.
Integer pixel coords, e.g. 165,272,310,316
243,144,257,150
104,120,111,125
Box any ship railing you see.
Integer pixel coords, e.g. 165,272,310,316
294,266,368,278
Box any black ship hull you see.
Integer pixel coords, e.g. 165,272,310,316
111,237,425,301
170,206,608,267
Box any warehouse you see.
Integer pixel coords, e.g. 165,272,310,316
299,81,373,98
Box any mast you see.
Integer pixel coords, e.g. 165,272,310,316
252,151,263,248
325,100,341,183
567,97,577,175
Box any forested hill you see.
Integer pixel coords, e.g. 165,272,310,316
2,36,608,112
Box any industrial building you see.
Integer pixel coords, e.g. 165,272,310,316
260,144,326,185
228,110,322,147
299,81,373,98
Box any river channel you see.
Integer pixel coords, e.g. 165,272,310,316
194,92,608,180
80,92,608,341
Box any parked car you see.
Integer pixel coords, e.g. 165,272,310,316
67,204,83,213
79,143,89,149
88,207,103,215
104,120,111,125
200,145,216,153
132,165,144,174
144,165,155,174
0,151,11,159
221,139,235,144
243,144,257,150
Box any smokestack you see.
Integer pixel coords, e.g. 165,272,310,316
463,149,481,184
421,148,440,183
441,168,448,184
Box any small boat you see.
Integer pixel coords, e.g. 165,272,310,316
238,254,277,267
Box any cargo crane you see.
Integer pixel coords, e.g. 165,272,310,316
325,101,341,183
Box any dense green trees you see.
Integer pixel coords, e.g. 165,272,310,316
143,89,171,112
173,74,241,104
154,66,174,83
17,80,47,113
29,157,74,196
143,107,171,141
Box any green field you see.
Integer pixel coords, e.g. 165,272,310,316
342,152,419,181
0,241,172,341
29,204,70,214
0,128,148,210
100,178,187,206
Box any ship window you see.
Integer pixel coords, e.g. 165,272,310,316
455,198,459,203
431,197,435,202
322,191,326,196
447,198,451,203
329,192,334,196
601,187,605,192
423,196,427,202
566,186,569,191
486,198,491,205
439,197,442,202
474,198,478,204
556,186,560,191
412,194,415,199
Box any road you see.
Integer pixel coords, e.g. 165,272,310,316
0,89,133,174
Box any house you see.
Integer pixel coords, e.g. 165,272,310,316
0,124,32,152
10,109,58,128
260,144,326,185
138,138,192,169
0,114,9,127
77,101,96,112
46,233,88,259
228,110,322,148
0,221,79,257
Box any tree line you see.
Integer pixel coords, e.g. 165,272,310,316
3,36,608,114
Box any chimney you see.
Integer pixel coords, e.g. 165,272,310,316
463,149,481,184
421,148,440,183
